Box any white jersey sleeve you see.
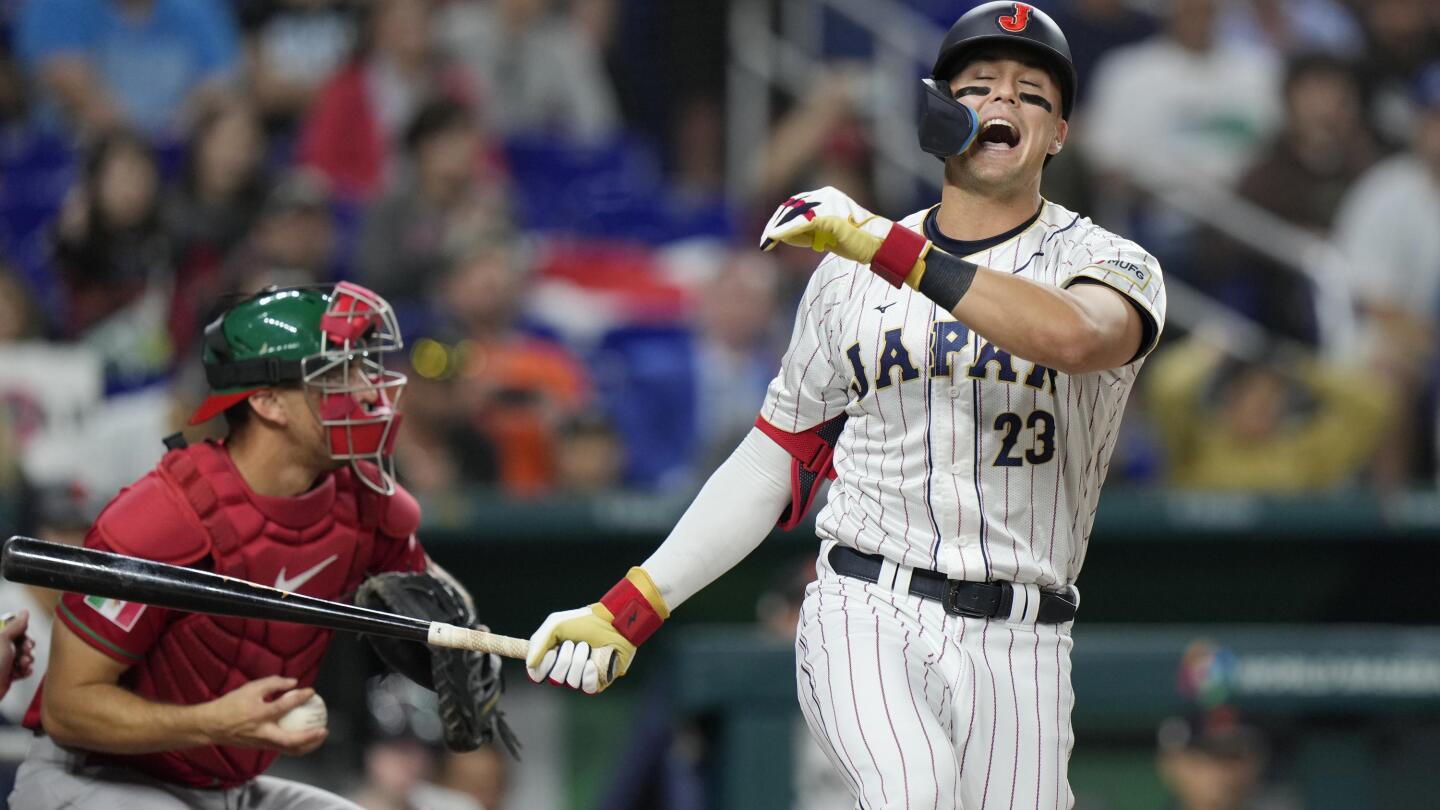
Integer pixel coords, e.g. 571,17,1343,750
758,256,854,432
1058,239,1167,361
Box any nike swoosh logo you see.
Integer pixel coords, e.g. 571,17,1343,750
875,302,895,313
275,554,340,593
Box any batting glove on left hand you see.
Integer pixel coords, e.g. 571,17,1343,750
759,186,932,286
526,567,670,695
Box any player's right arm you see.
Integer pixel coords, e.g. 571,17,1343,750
526,263,850,693
40,620,324,756
761,186,1166,374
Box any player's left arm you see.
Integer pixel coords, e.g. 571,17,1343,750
761,186,1162,374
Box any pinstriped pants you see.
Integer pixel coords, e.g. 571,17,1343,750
794,544,1076,810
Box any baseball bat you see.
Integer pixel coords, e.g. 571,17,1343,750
0,536,614,685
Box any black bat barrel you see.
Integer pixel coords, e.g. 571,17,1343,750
1,536,432,643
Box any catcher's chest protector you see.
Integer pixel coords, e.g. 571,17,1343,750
122,443,380,787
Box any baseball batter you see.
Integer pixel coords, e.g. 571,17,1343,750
10,283,509,810
527,3,1165,807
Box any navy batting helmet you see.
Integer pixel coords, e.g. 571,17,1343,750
918,2,1076,160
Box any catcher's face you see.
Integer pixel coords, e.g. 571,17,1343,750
946,52,1067,193
266,364,387,472
268,385,344,471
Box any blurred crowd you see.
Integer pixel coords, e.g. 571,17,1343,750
0,0,1438,546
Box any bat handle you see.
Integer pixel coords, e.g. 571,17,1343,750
593,646,618,687
427,623,528,658
427,623,619,690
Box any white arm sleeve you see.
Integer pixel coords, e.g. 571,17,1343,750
641,427,794,610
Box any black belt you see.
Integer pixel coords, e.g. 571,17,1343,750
827,546,1077,624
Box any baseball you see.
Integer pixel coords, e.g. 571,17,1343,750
277,693,327,733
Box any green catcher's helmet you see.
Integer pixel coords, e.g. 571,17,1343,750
189,282,407,494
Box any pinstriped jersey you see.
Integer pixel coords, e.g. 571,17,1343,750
759,200,1166,588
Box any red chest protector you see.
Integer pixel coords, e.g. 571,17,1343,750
104,442,392,788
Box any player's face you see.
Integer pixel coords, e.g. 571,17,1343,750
946,54,1067,193
271,386,338,470
294,363,385,468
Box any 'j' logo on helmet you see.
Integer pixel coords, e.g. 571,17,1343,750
997,2,1031,32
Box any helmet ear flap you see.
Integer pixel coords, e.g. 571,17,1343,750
204,315,232,360
918,78,981,161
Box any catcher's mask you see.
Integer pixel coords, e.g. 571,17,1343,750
190,282,407,495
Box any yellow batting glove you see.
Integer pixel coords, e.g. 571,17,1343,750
757,186,893,265
525,567,670,695
759,186,933,287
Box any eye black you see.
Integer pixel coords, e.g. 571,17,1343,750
1019,93,1053,112
955,86,990,99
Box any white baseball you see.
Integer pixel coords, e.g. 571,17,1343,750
277,693,327,733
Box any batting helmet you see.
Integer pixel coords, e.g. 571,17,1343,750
919,2,1076,160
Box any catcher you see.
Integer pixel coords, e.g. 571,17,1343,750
11,283,514,810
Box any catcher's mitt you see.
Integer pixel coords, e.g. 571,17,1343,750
356,572,520,756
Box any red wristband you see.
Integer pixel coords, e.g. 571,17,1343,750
601,577,665,645
870,223,928,287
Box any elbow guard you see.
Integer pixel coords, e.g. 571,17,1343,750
754,414,847,530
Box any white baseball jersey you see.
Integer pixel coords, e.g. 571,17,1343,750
776,200,1166,810
760,200,1166,588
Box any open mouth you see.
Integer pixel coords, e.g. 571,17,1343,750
977,118,1021,151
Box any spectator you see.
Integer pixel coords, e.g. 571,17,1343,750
16,0,240,139
241,0,359,132
0,263,105,523
1217,0,1364,56
1337,63,1440,321
553,414,624,494
1082,0,1281,188
1145,338,1394,492
568,0,624,108
1240,55,1377,232
0,42,28,130
0,264,44,343
352,675,480,810
225,169,339,293
689,251,783,476
1353,0,1440,144
165,100,269,352
167,99,269,265
437,747,512,810
411,234,591,497
358,98,509,305
434,0,619,140
1334,62,1440,482
298,0,474,199
748,66,875,214
1156,709,1276,810
52,129,173,380
1047,0,1158,103
1201,53,1377,342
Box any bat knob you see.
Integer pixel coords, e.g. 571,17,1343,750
593,646,619,690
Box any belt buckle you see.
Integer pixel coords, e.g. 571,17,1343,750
943,581,990,619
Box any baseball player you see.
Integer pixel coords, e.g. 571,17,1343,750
10,283,512,810
527,3,1165,807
